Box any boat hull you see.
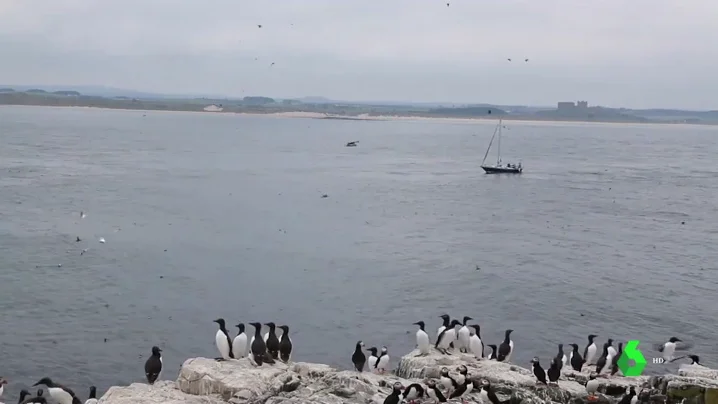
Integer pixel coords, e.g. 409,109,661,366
481,165,522,174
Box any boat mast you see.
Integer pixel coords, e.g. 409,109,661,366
496,118,502,166
481,123,499,165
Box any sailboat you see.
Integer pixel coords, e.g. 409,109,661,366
480,118,523,174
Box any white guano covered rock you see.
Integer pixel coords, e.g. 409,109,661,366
97,350,718,404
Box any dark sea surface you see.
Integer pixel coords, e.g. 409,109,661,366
1,105,717,399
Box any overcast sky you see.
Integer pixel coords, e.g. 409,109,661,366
0,0,716,109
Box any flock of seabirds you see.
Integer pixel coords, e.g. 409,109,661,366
0,315,703,404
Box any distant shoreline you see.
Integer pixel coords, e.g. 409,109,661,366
4,104,718,129
1,91,717,126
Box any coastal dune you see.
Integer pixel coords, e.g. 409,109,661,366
98,350,718,404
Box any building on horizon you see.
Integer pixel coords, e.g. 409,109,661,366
557,100,589,111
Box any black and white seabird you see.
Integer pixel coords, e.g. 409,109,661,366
265,322,281,360
33,378,81,404
654,337,691,362
232,323,248,359
0,377,5,401
383,381,404,404
413,321,431,356
487,344,498,360
457,316,473,353
144,346,163,384
375,346,390,374
595,342,610,374
611,342,624,376
530,357,548,385
352,341,366,371
547,358,560,385
249,322,274,366
481,379,509,404
454,364,468,386
569,343,583,371
439,367,457,397
425,379,447,403
85,386,98,404
367,347,379,370
585,373,600,400
555,344,566,370
583,334,598,365
618,386,637,404
402,383,425,404
671,354,701,365
213,318,234,360
469,324,484,359
448,372,474,404
436,319,461,354
278,325,293,363
606,338,617,359
497,329,514,362
437,314,451,340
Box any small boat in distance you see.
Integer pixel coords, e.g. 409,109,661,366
480,118,523,174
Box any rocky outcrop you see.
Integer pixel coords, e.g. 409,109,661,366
98,351,718,404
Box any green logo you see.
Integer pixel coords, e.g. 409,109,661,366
617,340,647,376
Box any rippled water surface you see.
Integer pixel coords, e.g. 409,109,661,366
1,106,717,398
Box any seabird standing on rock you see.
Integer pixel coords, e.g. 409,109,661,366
584,334,598,365
611,342,624,376
375,346,390,374
278,325,293,363
84,386,98,404
213,318,234,360
448,373,473,404
265,322,281,360
618,386,637,404
547,358,560,385
595,342,610,375
585,373,600,401
487,344,498,360
0,377,5,401
250,322,274,366
439,367,457,397
33,378,81,404
437,314,451,340
469,324,484,359
367,347,379,370
425,379,447,403
383,382,404,404
530,357,548,385
144,346,163,384
671,354,701,365
436,319,460,354
497,329,514,362
402,383,425,404
606,338,617,358
232,323,248,359
413,321,431,356
18,389,30,403
481,379,509,404
569,343,583,371
454,365,468,386
556,344,566,370
457,316,473,353
352,341,366,371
